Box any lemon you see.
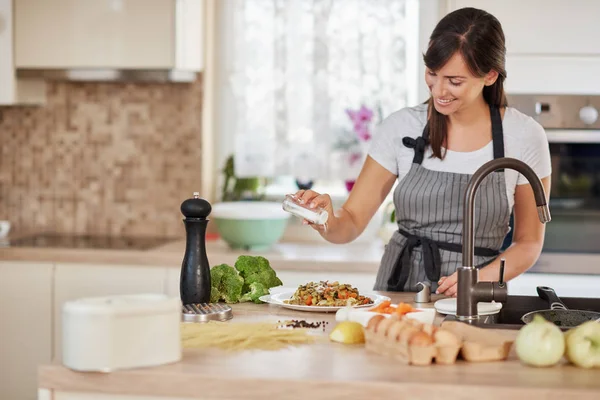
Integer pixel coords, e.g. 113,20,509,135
329,321,365,344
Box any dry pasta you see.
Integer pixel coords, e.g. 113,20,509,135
181,322,318,351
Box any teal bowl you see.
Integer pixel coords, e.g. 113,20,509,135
211,201,291,251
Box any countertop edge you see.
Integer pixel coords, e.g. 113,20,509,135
1,239,599,275
38,364,600,400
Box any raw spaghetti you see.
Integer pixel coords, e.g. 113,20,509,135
181,322,318,351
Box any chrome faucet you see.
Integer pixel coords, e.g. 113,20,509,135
456,157,551,323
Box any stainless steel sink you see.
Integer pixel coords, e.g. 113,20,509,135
457,295,600,330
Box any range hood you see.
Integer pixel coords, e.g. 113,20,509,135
16,68,197,83
13,0,203,83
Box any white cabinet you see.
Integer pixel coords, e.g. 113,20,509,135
0,262,53,400
15,0,203,71
443,0,600,94
53,263,168,361
166,267,181,298
447,0,600,55
0,0,45,105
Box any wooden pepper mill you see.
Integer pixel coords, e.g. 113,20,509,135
179,192,211,304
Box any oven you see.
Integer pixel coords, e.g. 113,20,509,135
504,95,600,275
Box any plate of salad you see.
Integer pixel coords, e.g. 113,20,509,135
259,281,390,312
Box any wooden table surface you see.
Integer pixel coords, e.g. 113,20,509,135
38,292,600,400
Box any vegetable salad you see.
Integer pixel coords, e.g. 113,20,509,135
285,281,374,307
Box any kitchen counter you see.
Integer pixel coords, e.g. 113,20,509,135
2,234,599,276
0,236,385,273
38,293,600,400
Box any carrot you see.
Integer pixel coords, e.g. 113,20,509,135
305,296,313,306
369,300,391,313
395,302,415,315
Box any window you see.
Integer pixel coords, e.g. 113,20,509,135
215,0,421,202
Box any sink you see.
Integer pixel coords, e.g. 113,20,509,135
451,295,600,330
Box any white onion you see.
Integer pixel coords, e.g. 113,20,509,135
565,321,600,369
516,314,565,367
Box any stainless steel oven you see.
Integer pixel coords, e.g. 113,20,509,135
505,95,600,275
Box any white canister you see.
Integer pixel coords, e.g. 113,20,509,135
62,293,182,372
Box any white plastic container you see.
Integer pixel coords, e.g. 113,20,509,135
62,293,182,372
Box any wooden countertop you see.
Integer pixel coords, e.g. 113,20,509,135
39,293,600,400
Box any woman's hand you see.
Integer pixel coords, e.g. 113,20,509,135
293,189,335,234
290,157,396,244
436,273,458,297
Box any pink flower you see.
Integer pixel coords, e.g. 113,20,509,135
346,105,374,124
355,124,371,141
349,152,362,165
346,104,373,142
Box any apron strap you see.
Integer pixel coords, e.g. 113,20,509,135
402,136,428,165
491,106,505,159
403,107,504,164
402,121,429,165
387,230,501,291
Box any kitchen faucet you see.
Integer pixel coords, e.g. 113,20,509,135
456,157,551,323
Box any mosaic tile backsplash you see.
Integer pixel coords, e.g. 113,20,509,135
0,75,203,238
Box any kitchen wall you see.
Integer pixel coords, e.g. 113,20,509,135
0,75,203,238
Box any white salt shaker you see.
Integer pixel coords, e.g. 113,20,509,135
282,194,329,225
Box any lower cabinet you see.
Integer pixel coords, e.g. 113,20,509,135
0,262,53,400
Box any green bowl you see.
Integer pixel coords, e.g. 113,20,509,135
211,201,291,251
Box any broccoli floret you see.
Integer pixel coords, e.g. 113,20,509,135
210,286,221,303
234,255,282,291
240,282,270,304
210,263,244,303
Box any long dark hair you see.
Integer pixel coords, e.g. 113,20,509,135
423,7,508,159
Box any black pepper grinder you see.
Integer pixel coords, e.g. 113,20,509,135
180,192,212,304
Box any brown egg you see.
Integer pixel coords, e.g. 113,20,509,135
399,326,421,345
366,315,385,332
376,317,396,337
409,331,434,347
386,320,407,341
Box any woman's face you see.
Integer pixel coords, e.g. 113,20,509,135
425,52,497,116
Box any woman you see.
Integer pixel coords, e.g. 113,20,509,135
295,7,552,296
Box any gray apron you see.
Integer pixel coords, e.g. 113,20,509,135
374,105,510,292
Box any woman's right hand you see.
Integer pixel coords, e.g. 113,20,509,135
293,189,335,233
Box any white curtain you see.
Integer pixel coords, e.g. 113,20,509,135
218,0,415,181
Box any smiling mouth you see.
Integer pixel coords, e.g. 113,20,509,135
436,98,456,105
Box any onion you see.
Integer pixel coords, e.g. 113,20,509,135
565,321,600,368
516,314,565,367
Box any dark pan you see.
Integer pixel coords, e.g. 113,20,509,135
521,286,600,328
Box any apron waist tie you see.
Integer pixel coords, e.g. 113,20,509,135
387,229,500,291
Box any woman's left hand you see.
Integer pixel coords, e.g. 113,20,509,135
436,272,458,297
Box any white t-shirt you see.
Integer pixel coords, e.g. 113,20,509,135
368,103,552,210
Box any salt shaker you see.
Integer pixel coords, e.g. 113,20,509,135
282,194,329,225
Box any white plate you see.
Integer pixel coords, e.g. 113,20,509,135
259,290,390,313
434,298,502,316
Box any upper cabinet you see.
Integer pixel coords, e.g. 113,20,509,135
447,0,600,55
0,0,45,105
444,0,600,94
14,0,203,80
